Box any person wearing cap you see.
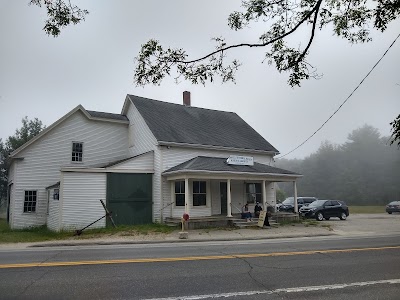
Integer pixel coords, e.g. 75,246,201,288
254,202,263,218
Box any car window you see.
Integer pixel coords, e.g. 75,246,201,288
298,199,304,204
282,198,294,205
331,200,340,206
305,198,315,204
308,200,325,208
324,201,333,206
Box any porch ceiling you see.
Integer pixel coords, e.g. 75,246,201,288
162,156,302,181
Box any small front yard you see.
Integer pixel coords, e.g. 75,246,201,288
0,219,175,244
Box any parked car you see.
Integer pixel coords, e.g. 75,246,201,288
279,197,317,212
299,199,349,221
386,201,400,214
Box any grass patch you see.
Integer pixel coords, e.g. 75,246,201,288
348,206,386,214
303,220,318,227
0,219,175,244
278,219,302,226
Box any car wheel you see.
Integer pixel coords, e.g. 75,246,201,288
339,212,347,220
388,212,392,214
325,217,330,220
316,212,324,221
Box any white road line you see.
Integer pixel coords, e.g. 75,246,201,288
144,279,400,300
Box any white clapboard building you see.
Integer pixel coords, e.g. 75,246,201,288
7,92,301,231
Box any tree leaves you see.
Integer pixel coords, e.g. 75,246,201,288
30,0,88,37
133,0,399,87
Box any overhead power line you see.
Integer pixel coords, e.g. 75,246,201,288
276,32,400,159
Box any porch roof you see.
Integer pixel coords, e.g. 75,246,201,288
162,156,301,179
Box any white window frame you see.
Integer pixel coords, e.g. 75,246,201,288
175,181,185,206
23,190,37,213
72,141,84,162
193,181,207,206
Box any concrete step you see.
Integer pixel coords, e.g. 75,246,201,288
232,218,278,229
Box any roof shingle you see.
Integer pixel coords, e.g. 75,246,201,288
128,95,279,153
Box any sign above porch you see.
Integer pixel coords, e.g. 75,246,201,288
226,155,254,166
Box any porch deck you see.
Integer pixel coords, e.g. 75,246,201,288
164,212,298,229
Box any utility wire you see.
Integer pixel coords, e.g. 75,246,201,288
276,32,400,159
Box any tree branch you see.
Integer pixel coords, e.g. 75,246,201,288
175,0,323,65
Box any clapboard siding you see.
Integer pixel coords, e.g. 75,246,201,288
153,149,162,222
47,188,60,231
61,172,106,230
126,101,157,156
8,163,16,224
10,111,128,229
170,179,212,218
230,180,245,213
107,151,154,171
161,147,273,172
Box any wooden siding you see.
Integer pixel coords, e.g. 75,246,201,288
10,111,128,229
211,181,221,215
61,172,106,230
230,180,245,213
161,147,273,172
170,179,212,218
47,188,60,231
107,151,154,172
125,101,161,222
8,162,16,224
126,101,157,157
153,149,163,222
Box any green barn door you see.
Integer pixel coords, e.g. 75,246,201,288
107,173,152,225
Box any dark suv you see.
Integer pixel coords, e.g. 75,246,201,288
279,197,317,212
299,200,349,221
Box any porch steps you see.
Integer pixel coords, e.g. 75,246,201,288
164,215,278,229
232,218,278,229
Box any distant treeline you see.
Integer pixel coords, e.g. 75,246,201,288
276,125,400,205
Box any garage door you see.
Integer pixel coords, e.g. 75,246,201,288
107,173,152,225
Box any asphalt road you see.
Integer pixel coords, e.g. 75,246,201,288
0,235,399,299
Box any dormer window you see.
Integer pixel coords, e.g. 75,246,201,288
72,142,83,162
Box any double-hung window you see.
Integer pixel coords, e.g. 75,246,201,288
246,183,262,203
193,181,206,206
175,181,185,206
24,191,37,213
53,189,59,200
72,142,83,162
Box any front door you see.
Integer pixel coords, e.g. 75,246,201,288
220,182,227,215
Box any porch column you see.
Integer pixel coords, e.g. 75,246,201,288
293,181,298,213
227,179,232,217
262,180,267,211
170,181,174,217
185,178,190,215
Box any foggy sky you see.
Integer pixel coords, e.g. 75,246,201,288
0,0,399,158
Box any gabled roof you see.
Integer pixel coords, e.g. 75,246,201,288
127,95,279,153
163,156,301,177
10,105,129,157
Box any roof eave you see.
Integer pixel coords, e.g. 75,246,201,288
158,141,279,155
162,169,302,178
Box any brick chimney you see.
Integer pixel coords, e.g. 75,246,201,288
183,91,191,106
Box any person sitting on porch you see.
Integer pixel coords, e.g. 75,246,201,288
254,202,263,217
241,203,252,221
